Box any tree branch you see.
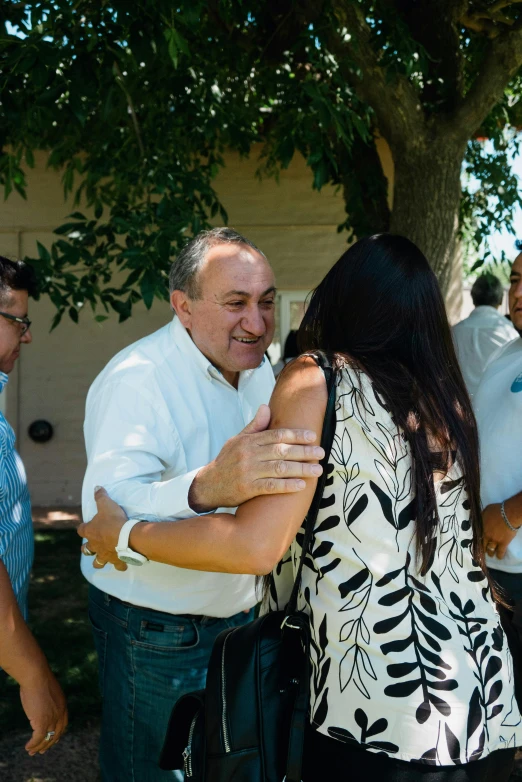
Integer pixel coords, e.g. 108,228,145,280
327,0,425,150
113,61,145,160
461,0,522,36
448,21,522,137
488,0,522,12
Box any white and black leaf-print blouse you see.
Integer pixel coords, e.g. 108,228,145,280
271,365,522,765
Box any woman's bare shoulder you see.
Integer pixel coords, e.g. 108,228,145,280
269,355,328,430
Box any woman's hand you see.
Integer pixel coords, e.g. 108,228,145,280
20,666,68,755
77,487,129,571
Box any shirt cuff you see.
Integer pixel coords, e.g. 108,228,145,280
149,467,215,520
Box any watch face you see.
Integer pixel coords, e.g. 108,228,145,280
118,553,146,566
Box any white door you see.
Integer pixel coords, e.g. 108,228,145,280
267,290,310,365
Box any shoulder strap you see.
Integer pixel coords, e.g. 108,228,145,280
286,352,338,616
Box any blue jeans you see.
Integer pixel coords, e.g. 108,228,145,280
88,585,253,782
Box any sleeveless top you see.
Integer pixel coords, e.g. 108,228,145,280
271,365,522,765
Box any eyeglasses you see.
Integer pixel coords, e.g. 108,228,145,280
0,311,32,335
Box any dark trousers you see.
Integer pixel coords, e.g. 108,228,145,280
302,728,515,782
489,568,522,605
490,568,522,649
88,585,253,782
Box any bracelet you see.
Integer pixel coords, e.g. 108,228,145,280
500,500,520,532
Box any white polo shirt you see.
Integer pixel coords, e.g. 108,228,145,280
81,316,275,616
474,337,522,573
452,305,518,396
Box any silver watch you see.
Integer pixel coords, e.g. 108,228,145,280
115,518,149,566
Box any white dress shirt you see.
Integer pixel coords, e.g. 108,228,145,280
81,316,275,616
474,337,522,573
452,305,518,396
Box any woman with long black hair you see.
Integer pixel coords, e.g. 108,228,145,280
81,234,522,780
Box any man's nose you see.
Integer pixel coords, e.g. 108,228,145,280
21,328,32,344
241,306,265,336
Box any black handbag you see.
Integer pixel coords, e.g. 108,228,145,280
159,352,338,781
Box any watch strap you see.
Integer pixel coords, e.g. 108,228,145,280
116,518,145,554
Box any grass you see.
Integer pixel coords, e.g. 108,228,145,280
0,530,101,734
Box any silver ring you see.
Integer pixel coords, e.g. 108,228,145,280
44,731,55,742
487,546,496,554
95,557,105,566
83,546,94,556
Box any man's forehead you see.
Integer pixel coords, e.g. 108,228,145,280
199,243,275,295
2,288,28,313
512,253,522,275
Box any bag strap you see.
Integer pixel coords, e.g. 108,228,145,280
285,351,338,616
284,635,311,782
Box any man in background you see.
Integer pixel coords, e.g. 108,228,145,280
0,257,67,755
475,250,522,618
453,271,517,395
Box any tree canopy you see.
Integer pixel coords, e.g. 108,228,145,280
1,0,521,325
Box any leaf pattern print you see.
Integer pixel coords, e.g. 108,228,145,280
330,427,368,542
500,635,522,728
295,464,341,595
374,552,457,724
304,587,331,728
328,707,399,754
336,378,375,433
337,552,376,698
447,592,505,750
271,364,522,766
438,477,471,584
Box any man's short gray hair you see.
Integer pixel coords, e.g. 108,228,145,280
471,272,504,308
169,227,266,299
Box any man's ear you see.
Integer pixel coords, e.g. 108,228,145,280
170,290,192,329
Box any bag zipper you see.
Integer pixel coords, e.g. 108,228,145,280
182,713,198,777
221,632,232,752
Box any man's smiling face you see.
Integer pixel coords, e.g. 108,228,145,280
509,253,522,333
171,242,276,386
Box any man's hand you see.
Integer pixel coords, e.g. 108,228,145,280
483,503,517,560
188,404,325,512
20,667,68,755
77,488,129,571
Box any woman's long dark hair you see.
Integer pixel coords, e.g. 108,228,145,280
299,233,484,575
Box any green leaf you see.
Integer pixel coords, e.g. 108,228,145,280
50,310,63,331
165,29,178,68
94,314,108,323
68,307,79,323
110,298,132,323
278,136,295,169
313,159,330,191
140,269,157,310
124,267,143,287
352,115,370,142
37,241,51,264
172,28,189,55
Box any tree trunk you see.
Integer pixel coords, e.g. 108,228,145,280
340,132,391,238
389,138,467,298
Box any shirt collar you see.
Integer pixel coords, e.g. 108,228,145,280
472,305,500,315
0,372,8,393
170,315,266,386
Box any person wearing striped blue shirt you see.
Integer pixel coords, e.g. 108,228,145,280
0,256,67,755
